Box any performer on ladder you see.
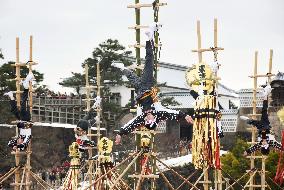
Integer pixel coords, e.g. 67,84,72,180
112,23,193,144
74,96,101,152
241,85,282,155
5,72,34,151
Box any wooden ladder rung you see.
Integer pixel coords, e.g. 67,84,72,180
249,74,275,78
127,3,167,9
11,62,28,66
246,155,267,159
245,185,267,187
192,47,224,53
87,134,100,137
10,182,32,186
128,174,159,179
247,113,262,116
11,151,32,155
132,130,162,135
128,25,149,29
128,43,162,48
82,98,96,101
82,86,96,89
198,181,212,184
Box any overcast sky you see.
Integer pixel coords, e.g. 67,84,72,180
0,0,283,93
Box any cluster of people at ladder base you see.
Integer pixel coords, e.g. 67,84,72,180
4,22,282,163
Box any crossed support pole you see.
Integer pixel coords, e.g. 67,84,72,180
242,50,274,190
83,130,201,190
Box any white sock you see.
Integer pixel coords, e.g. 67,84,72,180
4,91,14,100
145,22,162,41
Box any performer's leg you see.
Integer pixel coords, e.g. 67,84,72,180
141,23,161,89
20,72,34,121
140,40,154,90
260,99,270,127
112,62,141,90
4,91,21,120
20,89,31,121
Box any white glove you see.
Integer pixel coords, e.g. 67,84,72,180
92,96,102,109
240,116,249,121
262,85,272,97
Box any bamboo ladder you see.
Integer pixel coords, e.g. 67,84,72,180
190,19,224,190
127,1,167,189
243,50,274,190
7,36,39,190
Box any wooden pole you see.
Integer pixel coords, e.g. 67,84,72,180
214,18,223,190
268,49,273,83
96,62,101,144
109,151,142,190
135,0,141,67
153,0,159,82
14,37,21,190
214,18,218,48
25,36,34,190
249,51,258,190
155,157,199,190
84,64,93,190
197,20,202,63
155,166,175,190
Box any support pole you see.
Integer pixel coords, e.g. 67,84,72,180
14,37,21,190
135,0,141,67
25,35,33,190
197,20,202,63
84,64,93,190
249,51,258,190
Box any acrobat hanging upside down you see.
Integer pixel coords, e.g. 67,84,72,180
242,85,282,155
5,72,34,151
112,23,193,144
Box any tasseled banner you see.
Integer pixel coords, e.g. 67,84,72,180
192,95,220,169
274,131,284,185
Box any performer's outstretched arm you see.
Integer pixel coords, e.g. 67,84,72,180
155,110,193,124
118,114,145,136
269,140,282,151
245,143,261,155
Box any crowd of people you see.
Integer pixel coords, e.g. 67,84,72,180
35,90,80,100
39,161,70,187
177,138,192,156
